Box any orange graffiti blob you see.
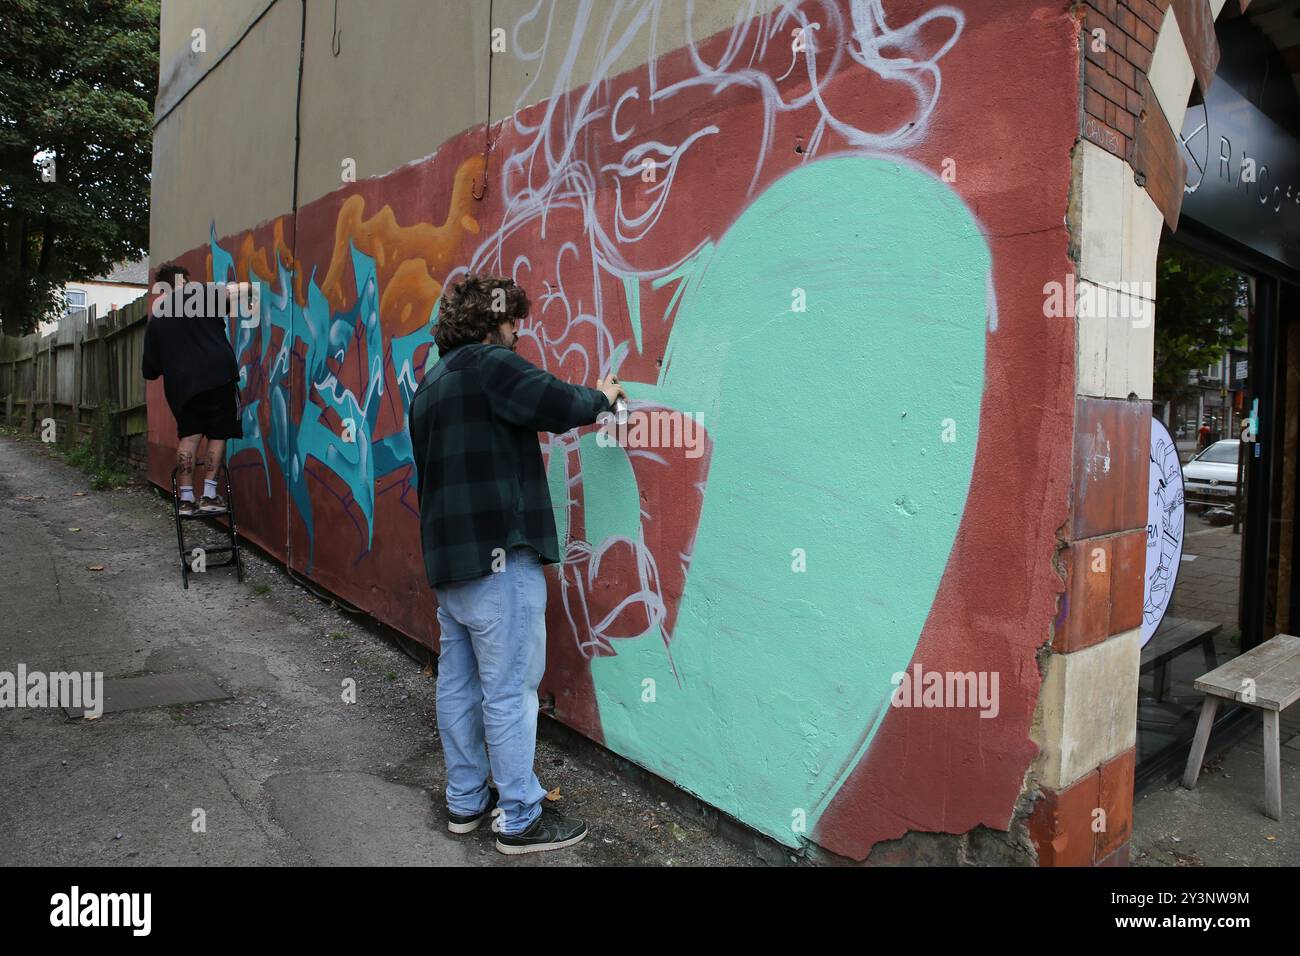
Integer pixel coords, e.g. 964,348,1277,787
239,219,302,303
205,154,482,332
320,155,484,336
208,218,304,304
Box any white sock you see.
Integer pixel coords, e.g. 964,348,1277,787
179,485,195,502
203,478,218,498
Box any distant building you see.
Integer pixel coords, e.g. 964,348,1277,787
39,258,149,335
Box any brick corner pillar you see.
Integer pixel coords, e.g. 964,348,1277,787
1033,0,1226,866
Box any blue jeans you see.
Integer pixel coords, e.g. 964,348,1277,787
433,546,549,835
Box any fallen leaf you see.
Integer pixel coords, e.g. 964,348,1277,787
68,528,80,532
15,495,45,501
545,786,562,802
87,565,104,572
668,822,688,842
421,662,434,678
1266,835,1277,842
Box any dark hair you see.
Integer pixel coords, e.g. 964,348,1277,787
434,274,529,355
156,262,190,285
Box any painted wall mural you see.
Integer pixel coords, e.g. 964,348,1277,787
149,0,1081,859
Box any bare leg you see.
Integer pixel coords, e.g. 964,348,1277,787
177,434,201,497
203,439,226,482
201,439,227,498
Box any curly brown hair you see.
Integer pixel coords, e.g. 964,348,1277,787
434,274,530,355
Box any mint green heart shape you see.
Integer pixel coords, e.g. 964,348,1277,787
579,154,992,846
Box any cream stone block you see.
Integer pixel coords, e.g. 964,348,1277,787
1119,299,1156,400
1078,141,1126,287
1075,280,1155,400
1033,629,1141,791
1148,9,1196,137
1076,281,1109,400
1122,172,1165,291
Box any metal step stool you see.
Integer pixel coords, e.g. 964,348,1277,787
170,463,244,588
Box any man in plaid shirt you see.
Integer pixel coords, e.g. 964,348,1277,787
409,274,625,855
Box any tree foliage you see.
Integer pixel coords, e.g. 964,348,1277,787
0,0,159,335
1153,243,1249,403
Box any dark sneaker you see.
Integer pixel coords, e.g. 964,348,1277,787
496,805,588,855
178,498,197,517
198,494,228,514
447,787,501,834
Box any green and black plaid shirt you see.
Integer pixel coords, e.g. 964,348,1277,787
409,343,611,588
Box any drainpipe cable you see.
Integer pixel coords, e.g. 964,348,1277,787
474,0,494,200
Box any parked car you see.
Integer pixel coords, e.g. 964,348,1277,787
1182,439,1240,511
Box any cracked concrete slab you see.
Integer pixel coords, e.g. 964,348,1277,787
265,771,469,866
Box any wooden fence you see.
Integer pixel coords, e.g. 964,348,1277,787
0,298,150,466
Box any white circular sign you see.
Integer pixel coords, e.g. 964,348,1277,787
1143,417,1185,646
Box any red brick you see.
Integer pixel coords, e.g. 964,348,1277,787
1107,22,1128,59
1086,30,1110,68
1114,56,1137,91
1082,114,1130,160
1056,538,1112,653
1118,6,1140,38
1131,77,1188,227
1134,19,1156,49
1173,0,1221,96
1110,530,1145,632
1113,107,1137,137
1056,529,1145,653
1097,748,1136,861
1128,39,1153,72
1132,0,1164,30
1086,60,1126,105
1089,126,1128,158
1030,770,1102,867
1126,85,1145,113
1072,398,1151,539
1086,86,1108,121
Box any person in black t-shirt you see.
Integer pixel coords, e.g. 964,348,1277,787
142,263,243,516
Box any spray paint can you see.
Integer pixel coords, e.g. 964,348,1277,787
613,396,629,425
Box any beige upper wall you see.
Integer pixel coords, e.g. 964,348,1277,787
151,0,299,265
294,0,491,207
157,0,277,119
486,0,785,123
154,1,788,251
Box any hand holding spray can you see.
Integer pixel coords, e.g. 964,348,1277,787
599,365,628,425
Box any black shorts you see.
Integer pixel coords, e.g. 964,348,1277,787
176,382,243,440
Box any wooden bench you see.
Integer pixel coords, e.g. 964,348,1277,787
1140,617,1221,702
1182,633,1300,820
